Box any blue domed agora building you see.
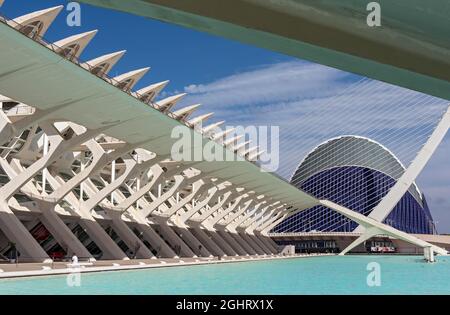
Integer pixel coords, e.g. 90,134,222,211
273,136,436,235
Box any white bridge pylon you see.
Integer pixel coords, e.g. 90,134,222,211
321,200,448,256
344,105,450,255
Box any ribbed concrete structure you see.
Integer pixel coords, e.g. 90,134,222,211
0,3,446,262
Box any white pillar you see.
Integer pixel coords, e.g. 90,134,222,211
42,133,48,194
110,158,116,203
79,154,85,201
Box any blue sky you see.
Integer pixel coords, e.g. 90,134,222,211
2,1,450,232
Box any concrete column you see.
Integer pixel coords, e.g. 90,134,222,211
207,229,238,256
254,232,279,253
37,139,145,260
217,230,247,255
0,123,104,262
79,155,168,259
74,158,143,259
37,200,94,260
107,174,177,258
0,159,85,261
134,221,177,258
255,236,279,253
140,177,213,256
107,211,154,258
44,173,128,260
246,233,273,254
230,232,258,255
191,226,226,256
152,218,196,257
158,179,215,257
243,232,270,254
0,204,51,262
172,225,212,257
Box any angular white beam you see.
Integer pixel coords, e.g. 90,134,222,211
0,123,105,200
116,165,164,212
320,200,447,255
180,186,219,223
218,199,254,228
242,205,282,233
162,179,205,218
226,199,268,232
360,105,450,226
140,175,185,217
192,190,233,223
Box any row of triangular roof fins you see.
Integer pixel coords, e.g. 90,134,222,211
2,3,264,160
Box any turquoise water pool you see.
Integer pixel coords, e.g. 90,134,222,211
1,255,449,294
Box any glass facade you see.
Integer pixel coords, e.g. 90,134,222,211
273,165,435,234
274,136,436,235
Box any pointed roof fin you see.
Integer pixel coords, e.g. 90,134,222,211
51,30,98,60
83,50,126,76
112,67,150,92
223,135,244,147
134,80,169,103
188,112,213,127
172,104,200,121
12,5,63,37
155,93,187,113
202,120,225,135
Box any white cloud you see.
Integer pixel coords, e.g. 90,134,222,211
179,61,347,111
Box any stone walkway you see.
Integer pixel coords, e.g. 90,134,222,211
0,253,334,279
